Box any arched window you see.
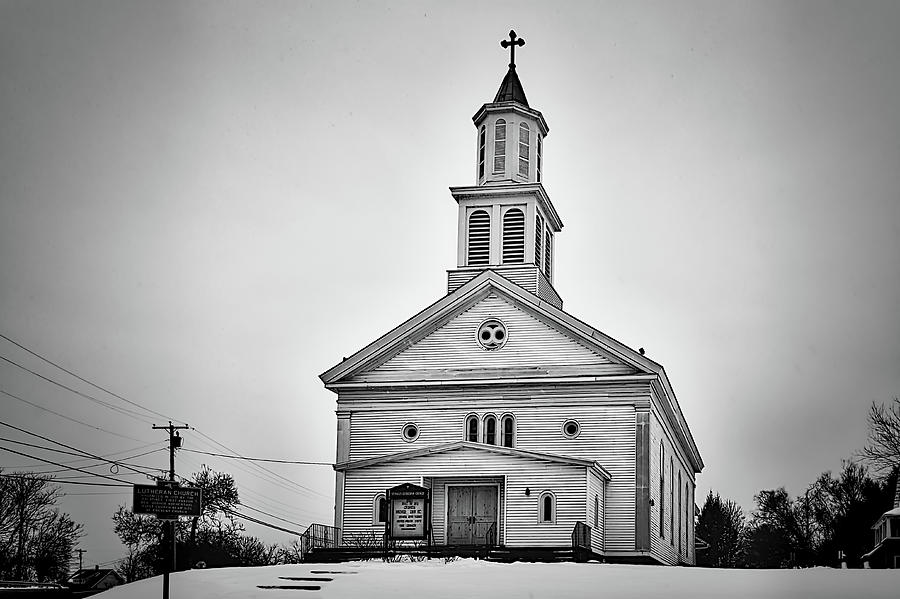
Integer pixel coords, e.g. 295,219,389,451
493,119,506,173
659,442,665,538
544,230,552,279
534,213,544,267
373,494,387,525
536,134,543,182
670,457,674,544
465,414,479,442
467,210,490,266
483,415,497,445
538,491,555,524
478,126,486,181
502,208,525,264
518,123,530,177
501,414,515,448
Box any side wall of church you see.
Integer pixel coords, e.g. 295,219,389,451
339,386,641,552
650,409,696,565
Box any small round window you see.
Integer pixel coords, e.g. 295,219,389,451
401,423,419,442
477,319,507,350
562,419,580,439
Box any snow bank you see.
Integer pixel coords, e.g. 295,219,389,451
99,560,898,599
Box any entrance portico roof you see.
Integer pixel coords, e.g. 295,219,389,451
333,440,611,481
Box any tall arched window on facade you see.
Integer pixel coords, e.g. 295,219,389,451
502,208,525,264
659,442,665,538
373,494,387,525
670,457,675,544
467,210,490,266
465,414,479,442
483,415,497,445
678,471,683,557
493,119,506,173
534,213,544,268
539,491,555,524
501,414,515,448
518,123,530,177
478,126,486,181
594,494,599,529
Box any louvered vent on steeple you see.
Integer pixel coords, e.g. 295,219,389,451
534,213,544,266
467,210,491,266
502,208,525,264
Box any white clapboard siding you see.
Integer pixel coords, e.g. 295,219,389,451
649,411,696,565
341,447,589,547
353,294,633,382
345,401,637,552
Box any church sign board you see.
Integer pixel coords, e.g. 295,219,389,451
133,482,202,520
386,483,430,541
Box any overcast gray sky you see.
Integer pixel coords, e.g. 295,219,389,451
2,0,899,566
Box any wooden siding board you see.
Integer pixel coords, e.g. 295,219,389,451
635,412,651,551
343,399,637,552
354,294,632,383
649,411,696,565
341,448,587,547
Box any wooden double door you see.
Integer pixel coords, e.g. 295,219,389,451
446,485,498,545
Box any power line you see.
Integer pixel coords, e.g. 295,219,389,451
0,387,150,444
0,446,137,485
181,448,331,466
0,436,161,476
5,444,166,472
0,473,131,488
0,355,155,424
238,502,309,529
225,509,306,537
191,428,330,500
0,332,179,424
0,420,162,479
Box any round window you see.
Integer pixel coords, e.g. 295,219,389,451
562,419,580,439
477,319,508,350
401,423,419,442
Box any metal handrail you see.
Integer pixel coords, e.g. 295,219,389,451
300,523,341,561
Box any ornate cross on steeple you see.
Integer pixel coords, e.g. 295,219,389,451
500,30,525,68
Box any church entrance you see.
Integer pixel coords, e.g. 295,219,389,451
446,485,498,545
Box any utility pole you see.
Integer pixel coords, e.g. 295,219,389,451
153,421,188,599
75,548,85,571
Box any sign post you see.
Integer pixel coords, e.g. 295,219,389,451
385,483,431,553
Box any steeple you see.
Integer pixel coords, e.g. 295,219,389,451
446,31,564,308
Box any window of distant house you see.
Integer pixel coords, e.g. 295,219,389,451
518,123,530,177
373,494,387,525
478,125,486,181
501,414,515,448
467,210,490,266
493,119,506,173
539,491,555,524
465,414,479,443
483,415,497,445
502,208,525,264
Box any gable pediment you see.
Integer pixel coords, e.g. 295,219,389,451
321,271,653,387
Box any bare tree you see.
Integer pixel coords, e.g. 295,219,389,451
862,398,900,475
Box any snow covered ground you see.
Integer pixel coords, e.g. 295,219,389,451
99,560,897,599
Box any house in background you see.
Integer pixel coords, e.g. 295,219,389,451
863,480,900,568
66,566,124,596
319,32,703,565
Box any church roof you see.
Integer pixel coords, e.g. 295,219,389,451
320,270,704,474
333,440,611,480
493,66,529,107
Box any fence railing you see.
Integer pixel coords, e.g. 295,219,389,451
300,523,341,561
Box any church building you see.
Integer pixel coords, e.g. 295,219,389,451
319,32,703,565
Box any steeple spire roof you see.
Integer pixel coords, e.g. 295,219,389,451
493,66,529,107
494,30,529,107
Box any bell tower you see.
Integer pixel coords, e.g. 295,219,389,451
448,31,564,309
